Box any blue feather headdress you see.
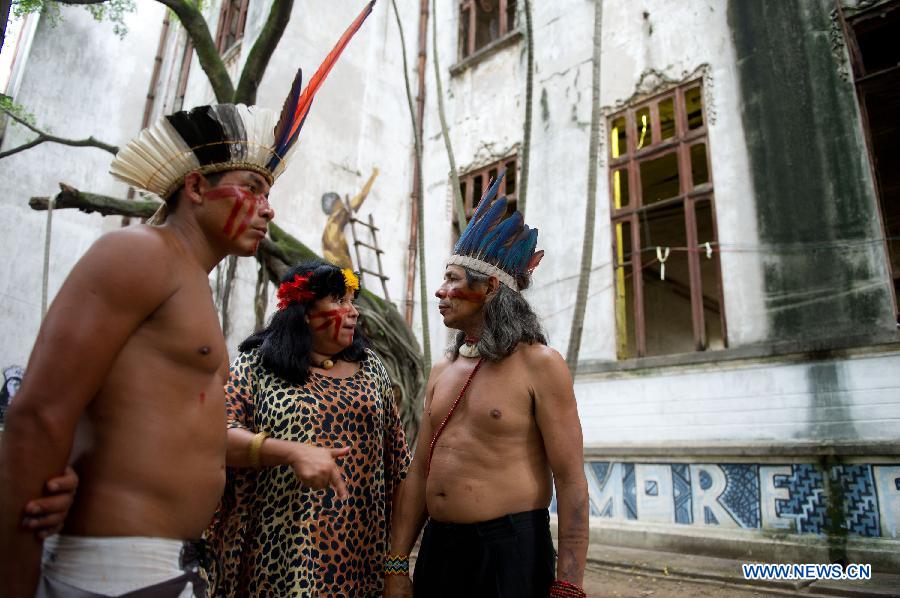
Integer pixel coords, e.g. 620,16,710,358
110,2,375,207
448,170,544,291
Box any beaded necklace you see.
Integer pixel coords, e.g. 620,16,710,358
427,358,484,475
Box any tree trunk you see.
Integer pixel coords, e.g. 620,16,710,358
565,0,603,375
391,0,432,376
1,0,12,54
518,0,534,216
431,0,466,234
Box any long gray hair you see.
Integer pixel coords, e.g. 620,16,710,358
449,267,547,361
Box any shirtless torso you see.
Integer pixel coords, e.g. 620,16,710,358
0,169,273,597
64,227,228,540
425,344,553,523
386,264,588,597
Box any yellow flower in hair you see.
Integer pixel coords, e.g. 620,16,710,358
342,268,360,293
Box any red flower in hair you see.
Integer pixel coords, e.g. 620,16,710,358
277,272,315,310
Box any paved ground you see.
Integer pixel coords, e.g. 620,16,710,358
583,544,900,598
584,562,791,597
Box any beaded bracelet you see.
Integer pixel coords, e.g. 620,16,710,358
550,579,586,598
248,431,269,469
384,553,410,576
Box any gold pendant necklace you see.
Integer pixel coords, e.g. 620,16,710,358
319,359,335,370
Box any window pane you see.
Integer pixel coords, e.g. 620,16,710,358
635,106,652,149
685,87,704,130
506,0,517,32
471,174,483,216
504,161,517,195
612,167,630,209
475,0,502,51
659,97,676,140
695,200,724,350
610,116,627,158
459,180,467,218
640,203,693,356
640,152,680,205
614,220,636,359
691,143,709,187
459,6,471,58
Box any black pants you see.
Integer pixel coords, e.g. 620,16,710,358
413,509,555,598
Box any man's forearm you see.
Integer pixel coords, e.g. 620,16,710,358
389,468,428,555
0,409,72,597
555,480,589,585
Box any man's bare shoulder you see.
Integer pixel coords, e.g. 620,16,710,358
65,226,181,307
429,358,453,379
516,343,566,369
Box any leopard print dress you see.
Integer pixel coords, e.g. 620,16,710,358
206,348,410,597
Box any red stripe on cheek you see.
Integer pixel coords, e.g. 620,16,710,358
231,200,254,240
222,200,244,237
448,289,486,304
203,186,259,238
309,308,351,340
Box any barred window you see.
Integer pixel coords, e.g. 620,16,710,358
214,0,250,54
609,81,726,358
458,0,517,60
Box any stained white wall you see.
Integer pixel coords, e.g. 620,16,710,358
0,3,167,369
416,0,766,367
576,350,900,446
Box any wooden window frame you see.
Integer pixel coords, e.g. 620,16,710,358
214,0,250,54
458,0,517,61
173,36,193,113
609,80,727,359
456,155,519,225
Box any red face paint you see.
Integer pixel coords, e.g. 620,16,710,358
199,391,206,404
202,185,270,240
448,288,487,304
309,307,353,341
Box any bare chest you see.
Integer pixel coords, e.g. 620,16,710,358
429,360,534,439
131,272,227,375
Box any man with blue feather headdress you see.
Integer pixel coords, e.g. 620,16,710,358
385,173,590,598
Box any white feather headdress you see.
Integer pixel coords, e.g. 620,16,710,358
108,1,376,218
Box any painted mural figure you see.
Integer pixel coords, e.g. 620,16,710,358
206,261,410,596
0,6,376,597
385,172,591,598
0,365,23,423
321,167,379,269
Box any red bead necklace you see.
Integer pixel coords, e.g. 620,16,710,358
427,357,484,475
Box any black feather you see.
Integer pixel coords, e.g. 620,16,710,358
166,106,230,166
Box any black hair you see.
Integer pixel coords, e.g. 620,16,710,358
239,260,369,385
448,267,547,362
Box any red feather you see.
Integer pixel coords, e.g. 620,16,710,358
287,1,375,142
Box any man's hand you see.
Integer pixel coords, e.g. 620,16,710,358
21,466,78,540
383,574,413,597
288,444,351,500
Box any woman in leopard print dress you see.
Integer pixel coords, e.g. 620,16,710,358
206,261,411,596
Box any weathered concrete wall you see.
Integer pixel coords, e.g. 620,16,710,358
576,350,900,445
416,0,769,365
0,3,166,370
728,0,895,343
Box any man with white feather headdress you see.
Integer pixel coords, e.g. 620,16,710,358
0,4,375,597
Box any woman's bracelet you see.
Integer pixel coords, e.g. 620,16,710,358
550,579,586,598
384,553,410,576
248,431,269,469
